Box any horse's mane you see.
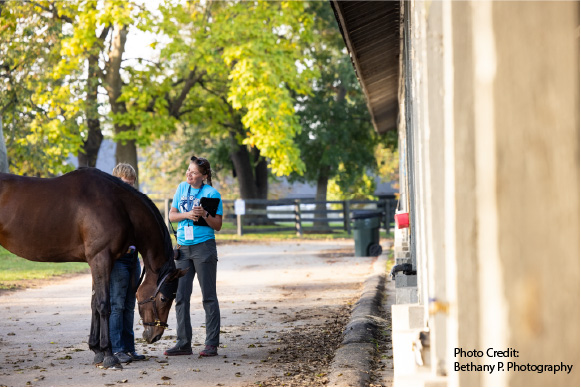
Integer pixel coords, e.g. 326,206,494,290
74,168,174,272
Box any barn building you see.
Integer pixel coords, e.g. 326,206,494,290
332,1,579,385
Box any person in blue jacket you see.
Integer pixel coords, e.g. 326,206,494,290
165,156,223,357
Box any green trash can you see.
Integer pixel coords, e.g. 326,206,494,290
352,211,383,257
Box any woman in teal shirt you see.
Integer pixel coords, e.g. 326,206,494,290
165,156,223,357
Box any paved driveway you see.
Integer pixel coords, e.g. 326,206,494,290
0,240,379,387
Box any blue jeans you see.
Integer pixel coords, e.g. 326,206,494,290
175,240,220,347
109,253,140,354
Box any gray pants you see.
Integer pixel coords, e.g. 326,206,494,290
174,240,220,347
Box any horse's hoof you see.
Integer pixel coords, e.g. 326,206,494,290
102,355,123,370
93,352,104,365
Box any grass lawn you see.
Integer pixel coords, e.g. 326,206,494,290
0,247,89,290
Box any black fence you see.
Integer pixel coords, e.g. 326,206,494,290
153,196,397,237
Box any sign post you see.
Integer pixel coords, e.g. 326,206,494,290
234,199,245,236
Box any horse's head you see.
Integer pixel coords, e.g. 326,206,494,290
136,267,188,344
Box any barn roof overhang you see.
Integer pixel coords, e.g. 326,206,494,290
331,1,401,134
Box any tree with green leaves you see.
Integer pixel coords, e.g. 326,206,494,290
0,1,83,176
3,1,318,193
288,2,385,229
117,0,317,200
0,0,151,178
2,0,391,211
56,0,153,183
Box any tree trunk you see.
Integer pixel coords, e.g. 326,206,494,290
314,165,331,231
115,137,138,178
78,120,103,168
229,128,271,225
78,54,103,168
230,131,258,200
253,147,268,200
103,24,140,187
250,146,270,225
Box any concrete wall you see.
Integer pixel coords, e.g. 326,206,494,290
393,0,579,386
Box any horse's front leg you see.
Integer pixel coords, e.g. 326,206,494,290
88,256,121,369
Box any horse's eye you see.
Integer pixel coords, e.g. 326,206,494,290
161,296,167,303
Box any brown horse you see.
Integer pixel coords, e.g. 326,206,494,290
0,168,186,369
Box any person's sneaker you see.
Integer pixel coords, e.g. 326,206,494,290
114,351,133,363
164,344,193,356
199,345,218,357
127,351,146,361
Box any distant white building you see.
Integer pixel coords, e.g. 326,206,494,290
271,177,398,200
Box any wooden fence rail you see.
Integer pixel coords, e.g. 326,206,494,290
152,196,398,237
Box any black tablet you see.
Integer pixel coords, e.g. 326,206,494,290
193,197,221,226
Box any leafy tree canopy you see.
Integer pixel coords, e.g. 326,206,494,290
2,0,318,179
0,1,83,175
1,0,396,202
114,0,318,177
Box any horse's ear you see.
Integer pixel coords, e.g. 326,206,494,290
167,268,189,282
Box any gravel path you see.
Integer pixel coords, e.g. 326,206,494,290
0,240,380,387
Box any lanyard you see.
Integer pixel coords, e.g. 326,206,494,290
186,183,204,210
186,184,204,226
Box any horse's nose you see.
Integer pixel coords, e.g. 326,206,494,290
143,329,154,343
143,328,162,344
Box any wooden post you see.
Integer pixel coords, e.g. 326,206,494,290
343,200,351,234
237,214,244,236
294,199,303,237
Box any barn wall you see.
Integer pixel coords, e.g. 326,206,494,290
394,0,579,386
